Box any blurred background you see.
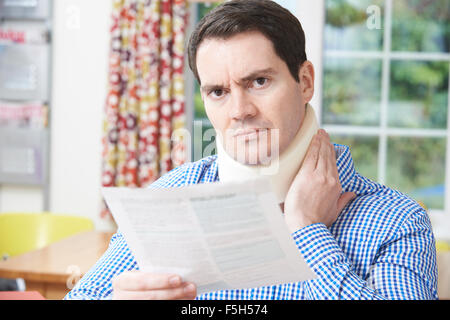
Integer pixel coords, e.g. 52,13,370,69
0,0,449,299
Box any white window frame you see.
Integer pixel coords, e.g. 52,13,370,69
296,0,450,239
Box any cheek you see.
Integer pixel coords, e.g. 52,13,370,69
264,91,303,147
204,103,228,133
256,90,292,127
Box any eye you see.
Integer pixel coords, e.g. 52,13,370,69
208,88,225,99
253,77,269,88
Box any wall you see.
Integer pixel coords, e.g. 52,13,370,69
0,0,115,231
294,0,325,120
50,0,114,231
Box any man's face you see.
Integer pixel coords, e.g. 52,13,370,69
196,31,313,165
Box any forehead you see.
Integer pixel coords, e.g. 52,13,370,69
196,31,286,84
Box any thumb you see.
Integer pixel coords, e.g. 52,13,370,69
337,192,356,214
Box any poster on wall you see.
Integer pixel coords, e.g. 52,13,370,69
0,44,49,101
0,127,47,185
0,22,48,45
0,101,47,128
0,0,50,20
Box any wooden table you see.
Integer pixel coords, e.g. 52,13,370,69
0,231,114,300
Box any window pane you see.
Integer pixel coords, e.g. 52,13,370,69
386,136,446,209
198,2,221,19
323,57,382,126
193,2,222,119
325,0,384,51
330,134,379,181
392,0,450,53
194,82,207,119
192,2,221,162
389,60,449,129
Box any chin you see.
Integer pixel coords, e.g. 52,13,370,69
226,141,275,166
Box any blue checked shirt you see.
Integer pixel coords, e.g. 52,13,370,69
65,144,438,300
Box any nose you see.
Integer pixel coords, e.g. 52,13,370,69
228,89,258,121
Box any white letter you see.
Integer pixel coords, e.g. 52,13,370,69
366,5,381,30
66,5,81,30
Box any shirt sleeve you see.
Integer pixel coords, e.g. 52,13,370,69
292,208,438,300
63,231,138,300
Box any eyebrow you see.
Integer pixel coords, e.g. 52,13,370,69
200,67,277,93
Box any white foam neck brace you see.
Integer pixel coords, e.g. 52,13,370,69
216,104,320,203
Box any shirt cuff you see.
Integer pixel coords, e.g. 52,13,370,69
291,223,348,269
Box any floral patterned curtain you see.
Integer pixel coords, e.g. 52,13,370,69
101,0,189,220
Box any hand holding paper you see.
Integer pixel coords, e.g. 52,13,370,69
111,271,197,300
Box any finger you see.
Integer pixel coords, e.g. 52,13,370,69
328,133,336,160
114,282,197,300
113,272,183,291
302,132,321,171
330,144,339,177
323,131,339,176
319,130,339,179
316,130,330,173
336,192,357,214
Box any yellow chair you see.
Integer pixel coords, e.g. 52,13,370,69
437,240,450,253
0,212,94,259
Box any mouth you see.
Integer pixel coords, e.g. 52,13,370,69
232,128,265,141
233,128,266,136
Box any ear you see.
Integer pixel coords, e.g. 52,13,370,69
297,61,315,104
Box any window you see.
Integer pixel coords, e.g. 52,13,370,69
322,0,449,213
188,2,222,162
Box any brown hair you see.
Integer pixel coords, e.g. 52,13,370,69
187,0,307,84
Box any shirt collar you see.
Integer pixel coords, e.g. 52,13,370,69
333,143,356,192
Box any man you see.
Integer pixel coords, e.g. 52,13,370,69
65,0,438,300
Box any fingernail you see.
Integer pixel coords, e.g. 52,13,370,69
184,283,195,293
169,276,181,286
